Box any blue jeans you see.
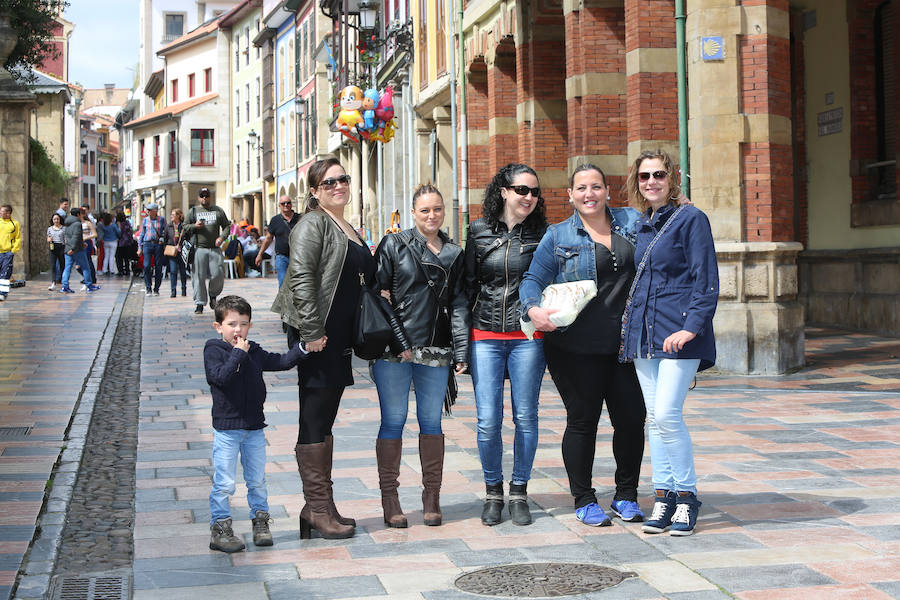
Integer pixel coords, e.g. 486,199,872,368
373,359,448,439
209,428,269,525
169,255,187,293
62,249,93,288
0,252,12,298
634,358,701,494
470,338,545,485
275,253,289,288
142,243,164,292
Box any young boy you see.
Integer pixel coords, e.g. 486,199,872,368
204,295,307,552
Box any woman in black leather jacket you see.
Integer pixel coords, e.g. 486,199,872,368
372,184,469,529
464,163,547,527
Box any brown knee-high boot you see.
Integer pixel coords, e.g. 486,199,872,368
419,434,444,526
294,442,355,539
376,438,408,528
324,435,356,526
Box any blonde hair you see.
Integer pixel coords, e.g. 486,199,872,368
625,150,681,213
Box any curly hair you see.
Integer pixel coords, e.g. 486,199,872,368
481,163,547,231
305,157,343,214
624,149,681,213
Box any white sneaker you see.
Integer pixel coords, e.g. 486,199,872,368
145,290,153,296
48,283,55,291
79,285,87,291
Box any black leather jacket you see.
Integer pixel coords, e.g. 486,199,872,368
464,218,546,332
374,228,469,364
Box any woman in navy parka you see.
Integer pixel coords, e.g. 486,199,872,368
620,150,718,536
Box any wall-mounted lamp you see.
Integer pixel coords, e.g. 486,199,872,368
125,166,132,179
358,0,377,31
295,98,314,122
248,129,260,150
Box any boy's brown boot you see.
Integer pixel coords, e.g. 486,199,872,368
252,510,273,546
209,518,245,553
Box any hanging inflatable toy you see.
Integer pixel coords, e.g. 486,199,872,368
336,85,364,143
374,86,395,124
361,88,380,132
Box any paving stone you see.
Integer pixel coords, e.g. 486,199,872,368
698,564,836,592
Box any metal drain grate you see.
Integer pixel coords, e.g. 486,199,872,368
454,562,637,597
0,427,31,438
49,574,130,600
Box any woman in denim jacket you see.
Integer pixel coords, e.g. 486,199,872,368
619,150,718,536
520,164,647,527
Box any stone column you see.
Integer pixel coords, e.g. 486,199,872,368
242,196,251,221
181,181,190,214
253,192,263,231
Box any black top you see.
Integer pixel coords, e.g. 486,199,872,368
545,233,636,354
267,212,301,256
300,239,375,388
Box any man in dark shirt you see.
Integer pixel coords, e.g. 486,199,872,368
256,195,300,288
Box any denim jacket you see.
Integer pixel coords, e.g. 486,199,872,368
519,206,640,320
619,203,719,371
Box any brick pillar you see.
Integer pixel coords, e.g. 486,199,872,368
625,0,678,165
486,38,518,175
465,58,490,220
565,1,627,207
740,0,793,242
519,0,568,220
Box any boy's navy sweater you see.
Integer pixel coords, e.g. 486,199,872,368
204,338,306,431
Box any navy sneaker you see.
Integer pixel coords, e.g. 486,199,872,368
87,284,101,292
610,499,645,522
670,492,702,536
642,490,677,534
60,286,75,294
575,503,611,527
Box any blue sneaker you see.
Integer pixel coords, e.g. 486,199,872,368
87,284,101,292
670,492,702,536
575,503,611,527
60,286,75,294
642,490,677,534
610,499,645,522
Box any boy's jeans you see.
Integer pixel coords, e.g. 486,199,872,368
209,428,269,525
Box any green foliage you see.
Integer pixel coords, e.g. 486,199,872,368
2,0,70,75
30,138,69,195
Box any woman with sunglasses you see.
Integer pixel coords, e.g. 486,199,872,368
371,184,468,529
272,158,374,540
620,150,718,536
464,163,547,527
520,163,646,528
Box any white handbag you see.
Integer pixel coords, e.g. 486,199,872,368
521,280,597,340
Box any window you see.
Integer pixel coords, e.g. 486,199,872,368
289,112,295,165
171,79,178,103
90,184,95,202
436,0,446,74
279,116,285,169
235,145,241,185
245,83,250,122
255,19,261,59
90,151,95,176
235,90,240,127
82,183,88,200
191,129,215,166
289,39,295,89
153,136,160,172
164,13,184,41
245,141,251,183
245,26,250,65
418,0,427,85
255,77,261,117
873,0,897,201
188,73,195,97
300,22,307,82
168,131,176,169
235,33,240,72
204,68,212,92
138,139,145,175
278,47,285,100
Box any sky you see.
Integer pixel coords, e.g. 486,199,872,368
66,0,140,89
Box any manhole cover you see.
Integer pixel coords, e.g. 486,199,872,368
0,427,31,438
49,574,131,600
454,562,637,597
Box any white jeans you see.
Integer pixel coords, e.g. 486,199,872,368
102,241,117,273
634,358,701,494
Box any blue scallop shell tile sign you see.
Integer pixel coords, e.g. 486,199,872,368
701,36,724,61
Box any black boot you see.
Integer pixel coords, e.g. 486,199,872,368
508,482,532,525
481,482,504,526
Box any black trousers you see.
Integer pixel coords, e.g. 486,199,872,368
287,325,345,445
49,245,66,282
544,344,646,508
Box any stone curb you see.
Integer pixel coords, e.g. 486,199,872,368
12,283,134,600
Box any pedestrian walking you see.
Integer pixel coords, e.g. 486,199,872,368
204,295,309,552
0,204,22,301
257,195,301,287
61,208,100,294
47,213,66,291
164,208,188,297
520,163,646,527
372,184,469,529
464,164,547,527
183,188,230,314
115,212,135,277
137,203,166,296
620,150,719,536
98,213,120,276
271,158,372,540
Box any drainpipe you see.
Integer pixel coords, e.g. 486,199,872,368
447,0,459,241
457,0,468,243
676,0,690,197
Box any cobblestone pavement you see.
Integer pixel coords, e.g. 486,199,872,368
3,274,900,599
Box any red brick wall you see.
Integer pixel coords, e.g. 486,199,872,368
37,40,65,79
487,39,518,174
464,59,489,222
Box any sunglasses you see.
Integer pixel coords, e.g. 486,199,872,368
506,185,541,197
318,175,351,190
638,171,668,182
279,201,292,206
